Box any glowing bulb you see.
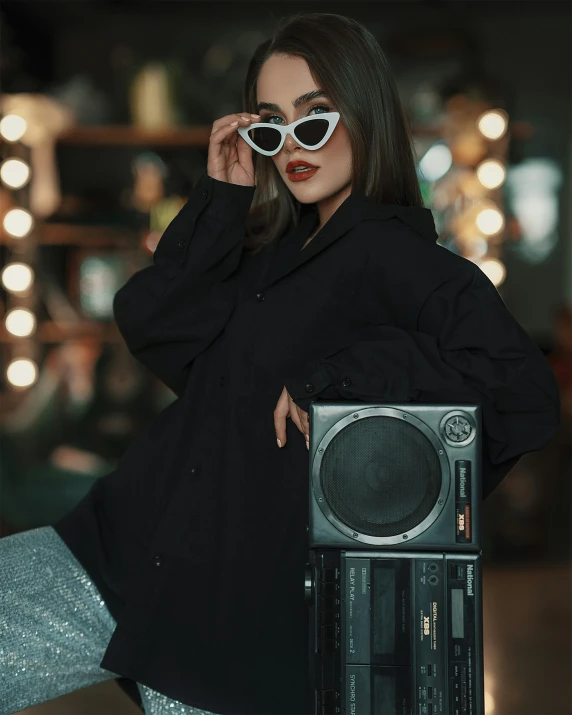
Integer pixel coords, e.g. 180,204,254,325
477,110,508,140
0,114,28,142
477,160,506,189
5,308,36,337
0,158,31,189
476,207,505,235
3,208,34,238
1,262,34,293
6,358,38,388
479,259,506,287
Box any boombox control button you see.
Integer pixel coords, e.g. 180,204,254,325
318,595,334,610
319,568,336,582
320,690,335,705
341,377,351,387
444,414,472,442
319,640,335,654
319,581,335,598
305,383,315,393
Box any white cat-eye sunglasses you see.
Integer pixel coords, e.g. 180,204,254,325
237,111,340,156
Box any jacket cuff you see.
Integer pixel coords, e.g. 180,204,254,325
203,172,257,226
153,171,256,266
284,356,413,412
284,361,340,412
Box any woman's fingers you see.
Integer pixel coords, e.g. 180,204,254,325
297,405,310,440
207,112,260,186
274,386,290,448
211,112,260,134
274,387,311,449
290,400,310,450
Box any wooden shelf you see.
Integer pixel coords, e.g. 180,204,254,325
0,223,140,247
0,321,122,343
55,121,533,147
57,125,211,146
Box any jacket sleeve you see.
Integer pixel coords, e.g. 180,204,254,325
284,264,561,499
113,171,256,397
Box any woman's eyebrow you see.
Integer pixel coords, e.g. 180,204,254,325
256,89,328,113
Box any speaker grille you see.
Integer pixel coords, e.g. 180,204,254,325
319,416,442,537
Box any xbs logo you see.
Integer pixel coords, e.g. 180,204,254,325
423,616,430,636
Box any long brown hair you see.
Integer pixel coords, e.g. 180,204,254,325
242,12,424,254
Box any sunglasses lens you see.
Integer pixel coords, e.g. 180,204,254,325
249,126,282,152
246,117,332,153
294,118,329,146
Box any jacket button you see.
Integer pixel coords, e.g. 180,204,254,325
305,383,314,393
256,292,265,302
153,554,162,567
342,377,352,387
177,239,185,249
202,190,209,199
190,466,200,475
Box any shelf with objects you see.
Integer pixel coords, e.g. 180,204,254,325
0,104,210,536
57,124,212,146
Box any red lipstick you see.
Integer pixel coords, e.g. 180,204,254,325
286,160,319,182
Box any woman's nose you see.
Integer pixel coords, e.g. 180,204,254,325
283,132,300,151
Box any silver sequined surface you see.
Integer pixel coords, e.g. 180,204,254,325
0,525,219,715
137,685,220,715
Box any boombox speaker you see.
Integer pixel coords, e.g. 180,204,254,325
306,402,482,551
304,402,485,715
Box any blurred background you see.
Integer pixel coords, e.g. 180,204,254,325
0,1,570,714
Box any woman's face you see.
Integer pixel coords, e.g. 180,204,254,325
256,54,352,208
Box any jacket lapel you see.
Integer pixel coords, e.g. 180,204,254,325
258,191,439,292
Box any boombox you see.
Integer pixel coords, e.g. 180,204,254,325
304,402,485,715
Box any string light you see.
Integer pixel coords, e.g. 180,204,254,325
0,158,31,189
0,114,27,142
6,357,38,388
476,159,506,189
5,308,36,337
477,109,508,140
476,206,505,236
479,258,507,287
3,207,35,238
1,108,38,392
1,262,35,293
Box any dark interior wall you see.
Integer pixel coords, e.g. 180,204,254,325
1,0,570,342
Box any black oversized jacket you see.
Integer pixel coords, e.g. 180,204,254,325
53,171,560,715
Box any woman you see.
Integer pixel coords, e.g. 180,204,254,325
0,12,560,715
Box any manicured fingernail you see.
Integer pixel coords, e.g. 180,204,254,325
231,121,238,125
251,113,260,118
304,434,309,441
277,438,282,448
306,441,309,450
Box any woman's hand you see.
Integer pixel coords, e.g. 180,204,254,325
274,386,310,450
207,111,260,186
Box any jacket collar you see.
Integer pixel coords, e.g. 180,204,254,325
258,189,439,291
